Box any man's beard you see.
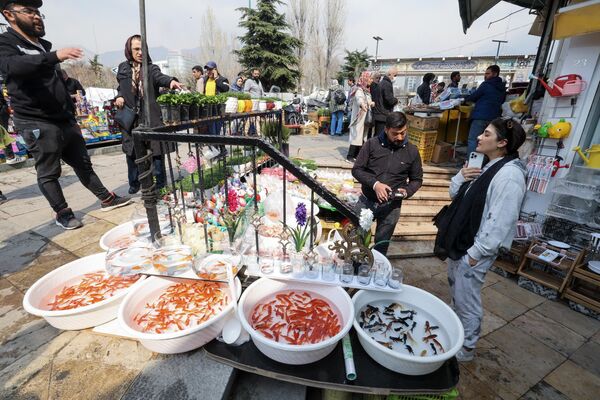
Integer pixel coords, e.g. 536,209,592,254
253,77,260,82
16,17,45,38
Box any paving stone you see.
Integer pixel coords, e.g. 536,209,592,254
71,241,104,258
489,279,546,309
0,323,64,371
3,207,55,233
534,300,600,338
0,331,78,395
569,340,600,377
0,306,42,346
55,330,153,369
545,360,600,400
511,310,586,357
481,309,507,337
5,243,77,293
412,273,452,304
481,287,529,322
593,329,600,345
519,380,570,400
398,257,446,284
0,361,51,400
0,279,20,315
48,360,140,400
88,198,141,226
0,231,49,276
456,365,502,400
42,217,115,253
229,371,306,400
122,349,234,400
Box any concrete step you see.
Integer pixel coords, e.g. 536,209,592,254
393,221,438,238
387,240,436,258
400,205,440,217
423,172,456,180
317,161,458,175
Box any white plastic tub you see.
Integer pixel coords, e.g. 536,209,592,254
238,278,354,365
118,277,241,354
352,287,464,376
23,253,146,330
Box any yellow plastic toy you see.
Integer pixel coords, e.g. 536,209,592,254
548,118,572,139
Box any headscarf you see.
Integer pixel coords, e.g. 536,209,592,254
124,35,152,98
350,71,371,98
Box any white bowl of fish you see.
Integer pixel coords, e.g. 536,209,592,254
118,276,241,354
23,253,146,330
238,278,354,365
352,286,464,375
99,219,171,251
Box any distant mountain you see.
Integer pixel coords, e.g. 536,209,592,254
90,46,202,68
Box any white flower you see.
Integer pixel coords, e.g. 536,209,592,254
359,208,374,231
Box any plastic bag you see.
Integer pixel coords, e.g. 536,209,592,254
409,94,423,106
510,91,529,114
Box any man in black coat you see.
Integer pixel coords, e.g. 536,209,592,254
376,67,399,134
114,34,182,194
416,73,435,105
0,0,131,229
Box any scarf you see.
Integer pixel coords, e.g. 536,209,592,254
433,155,516,261
124,35,152,98
351,71,371,98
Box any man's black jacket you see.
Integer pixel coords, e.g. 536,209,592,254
0,28,74,122
379,76,398,112
352,132,423,202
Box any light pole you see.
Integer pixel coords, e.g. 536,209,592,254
492,39,508,62
373,36,383,64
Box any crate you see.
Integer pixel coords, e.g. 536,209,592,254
407,114,440,131
408,128,437,162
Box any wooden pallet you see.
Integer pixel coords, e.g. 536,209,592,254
493,240,530,275
563,260,600,313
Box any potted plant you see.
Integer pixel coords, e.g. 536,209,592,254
179,92,195,122
216,93,228,116
261,120,291,156
317,107,331,122
195,93,208,119
157,93,173,124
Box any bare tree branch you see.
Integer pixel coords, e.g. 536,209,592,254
199,6,241,81
324,0,346,85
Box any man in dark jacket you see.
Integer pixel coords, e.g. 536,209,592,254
416,73,435,105
448,71,461,88
374,67,399,137
352,112,423,255
465,65,506,154
61,70,85,97
0,0,131,229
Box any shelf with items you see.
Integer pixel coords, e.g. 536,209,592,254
517,240,584,292
563,260,600,313
545,194,597,225
493,240,530,275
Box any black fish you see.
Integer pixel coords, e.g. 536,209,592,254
430,343,437,355
405,344,414,355
410,321,417,333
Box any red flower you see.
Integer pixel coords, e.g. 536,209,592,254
227,189,239,213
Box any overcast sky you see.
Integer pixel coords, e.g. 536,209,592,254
39,0,540,59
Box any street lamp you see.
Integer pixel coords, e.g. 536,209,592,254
492,39,508,62
373,36,383,64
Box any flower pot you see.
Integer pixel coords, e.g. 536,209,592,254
180,105,190,122
160,104,171,124
266,102,275,110
170,105,181,125
244,100,253,113
220,104,226,116
281,143,289,157
237,100,246,113
258,101,267,112
189,104,199,121
199,106,208,119
274,101,283,110
251,100,260,112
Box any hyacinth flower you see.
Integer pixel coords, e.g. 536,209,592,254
287,203,313,252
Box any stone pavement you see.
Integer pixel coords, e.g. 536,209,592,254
1,136,599,399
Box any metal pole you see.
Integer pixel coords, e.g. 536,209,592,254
373,36,382,64
492,39,508,62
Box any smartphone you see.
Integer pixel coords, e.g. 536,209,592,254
467,152,485,169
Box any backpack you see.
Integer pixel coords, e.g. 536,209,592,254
333,89,346,105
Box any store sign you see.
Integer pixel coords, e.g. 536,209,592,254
412,60,477,70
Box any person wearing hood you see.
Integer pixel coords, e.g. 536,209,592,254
243,68,264,98
230,76,244,92
416,73,435,105
114,34,182,194
352,112,423,255
433,118,526,362
0,0,132,230
325,78,346,136
465,65,506,155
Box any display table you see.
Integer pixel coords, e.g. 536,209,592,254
204,330,459,395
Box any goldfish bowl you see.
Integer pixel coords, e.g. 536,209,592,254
118,276,241,354
23,253,146,330
352,286,464,376
237,278,354,365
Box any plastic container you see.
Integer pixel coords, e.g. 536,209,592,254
352,287,464,376
23,253,146,330
237,278,354,365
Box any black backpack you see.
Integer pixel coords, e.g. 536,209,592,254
333,89,346,105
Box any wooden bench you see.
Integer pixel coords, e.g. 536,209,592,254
284,124,302,135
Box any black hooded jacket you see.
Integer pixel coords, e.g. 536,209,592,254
0,28,74,122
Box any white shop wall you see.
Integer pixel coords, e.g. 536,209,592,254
521,31,600,215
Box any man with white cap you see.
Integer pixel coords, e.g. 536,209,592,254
0,0,131,229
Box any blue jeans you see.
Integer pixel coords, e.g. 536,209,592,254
126,153,166,190
331,110,344,135
467,119,490,155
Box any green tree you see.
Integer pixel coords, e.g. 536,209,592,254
337,49,371,83
235,0,301,92
89,54,103,78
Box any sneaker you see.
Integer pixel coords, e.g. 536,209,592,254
455,347,475,362
128,185,140,195
6,155,26,165
0,193,7,205
101,192,132,212
55,208,83,230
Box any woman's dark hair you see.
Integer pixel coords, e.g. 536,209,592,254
385,111,408,129
490,117,526,157
192,65,203,73
422,73,435,83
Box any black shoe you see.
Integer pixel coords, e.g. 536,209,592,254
55,208,83,230
0,193,7,205
101,192,132,212
128,185,140,195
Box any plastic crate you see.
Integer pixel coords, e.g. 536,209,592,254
407,114,440,130
418,146,434,162
408,128,437,149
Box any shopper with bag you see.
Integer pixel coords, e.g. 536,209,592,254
433,118,526,362
325,79,346,136
0,0,132,229
114,34,182,194
346,71,373,163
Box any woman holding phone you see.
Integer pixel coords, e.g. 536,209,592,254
433,118,526,362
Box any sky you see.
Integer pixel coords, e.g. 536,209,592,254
39,0,541,61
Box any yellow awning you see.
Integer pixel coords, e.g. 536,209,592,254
553,1,600,40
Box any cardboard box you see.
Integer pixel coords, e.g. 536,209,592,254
307,111,319,122
431,141,453,164
407,114,440,131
